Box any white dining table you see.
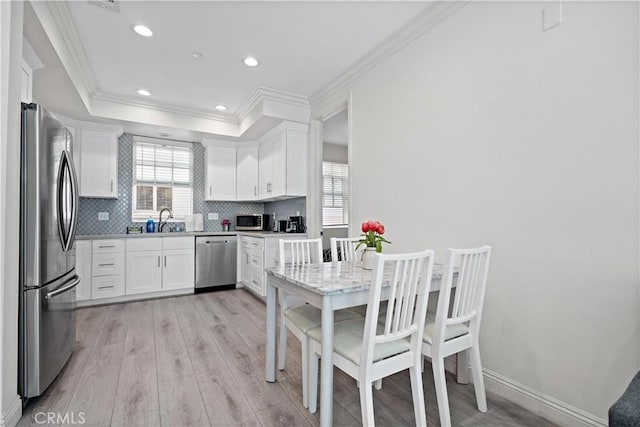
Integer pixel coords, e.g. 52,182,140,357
265,260,467,427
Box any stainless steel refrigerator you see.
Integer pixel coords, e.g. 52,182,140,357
19,103,80,400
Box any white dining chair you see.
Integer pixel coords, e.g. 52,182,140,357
308,250,435,426
277,238,361,408
332,237,388,319
422,245,492,427
330,236,362,262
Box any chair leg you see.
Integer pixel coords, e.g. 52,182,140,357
301,338,309,408
359,378,374,426
469,344,487,412
278,313,287,371
308,347,319,414
432,356,452,427
409,362,427,427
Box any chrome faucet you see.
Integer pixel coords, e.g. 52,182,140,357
158,208,173,232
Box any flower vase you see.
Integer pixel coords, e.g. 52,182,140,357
362,248,377,270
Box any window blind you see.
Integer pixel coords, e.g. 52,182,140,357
322,161,349,226
132,138,193,221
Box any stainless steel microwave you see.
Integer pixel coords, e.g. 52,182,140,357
236,214,270,231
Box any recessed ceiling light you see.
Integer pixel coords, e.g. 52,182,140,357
133,24,153,37
243,57,259,67
215,104,227,112
192,52,204,60
137,89,151,96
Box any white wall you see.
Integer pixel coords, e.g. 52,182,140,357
336,1,638,422
0,2,23,426
323,142,348,164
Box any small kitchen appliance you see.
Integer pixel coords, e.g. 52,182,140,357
286,216,305,233
277,220,288,233
236,214,270,231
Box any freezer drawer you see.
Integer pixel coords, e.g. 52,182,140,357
195,236,237,290
21,271,78,398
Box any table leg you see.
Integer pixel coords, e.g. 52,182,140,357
266,282,277,382
320,296,334,427
456,350,469,384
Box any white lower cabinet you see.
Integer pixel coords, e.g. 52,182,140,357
75,240,92,301
162,248,195,290
240,234,304,297
125,236,194,295
92,275,125,300
126,238,162,295
90,239,125,300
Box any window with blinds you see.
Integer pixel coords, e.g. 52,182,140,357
132,137,193,222
323,161,349,226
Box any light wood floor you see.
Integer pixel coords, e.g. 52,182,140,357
19,290,556,426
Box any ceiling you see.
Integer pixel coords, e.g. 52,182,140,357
24,1,432,140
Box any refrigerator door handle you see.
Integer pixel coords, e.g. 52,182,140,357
57,150,78,252
66,150,79,249
56,151,68,250
45,275,81,299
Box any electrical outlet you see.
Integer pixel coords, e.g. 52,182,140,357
98,212,109,221
208,213,219,220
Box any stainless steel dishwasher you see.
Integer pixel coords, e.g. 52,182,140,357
195,235,237,291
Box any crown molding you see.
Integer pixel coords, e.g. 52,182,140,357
40,1,98,98
92,91,237,123
309,1,469,110
236,86,309,123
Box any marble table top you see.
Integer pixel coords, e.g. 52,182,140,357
267,261,445,296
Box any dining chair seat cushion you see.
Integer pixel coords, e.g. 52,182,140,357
308,318,411,365
423,316,469,344
283,304,362,334
351,301,388,317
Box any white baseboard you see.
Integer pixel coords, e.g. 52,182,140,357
76,288,193,307
440,357,607,427
0,395,22,427
481,368,606,427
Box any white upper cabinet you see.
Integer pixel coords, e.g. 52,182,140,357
258,141,273,199
78,129,119,198
258,122,307,201
236,143,259,201
203,142,236,201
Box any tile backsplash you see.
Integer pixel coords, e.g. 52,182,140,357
263,197,307,222
76,134,265,235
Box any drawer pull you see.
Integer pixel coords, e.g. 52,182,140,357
98,263,115,267
98,285,114,290
98,245,115,249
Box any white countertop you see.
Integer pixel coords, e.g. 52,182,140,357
76,231,307,240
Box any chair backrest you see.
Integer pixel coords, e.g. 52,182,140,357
433,246,492,343
361,250,435,366
279,238,323,267
330,237,362,262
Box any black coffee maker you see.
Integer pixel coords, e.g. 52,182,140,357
286,216,305,233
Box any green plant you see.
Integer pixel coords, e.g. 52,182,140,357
356,220,391,253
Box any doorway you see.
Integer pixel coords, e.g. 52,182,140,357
320,108,349,256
